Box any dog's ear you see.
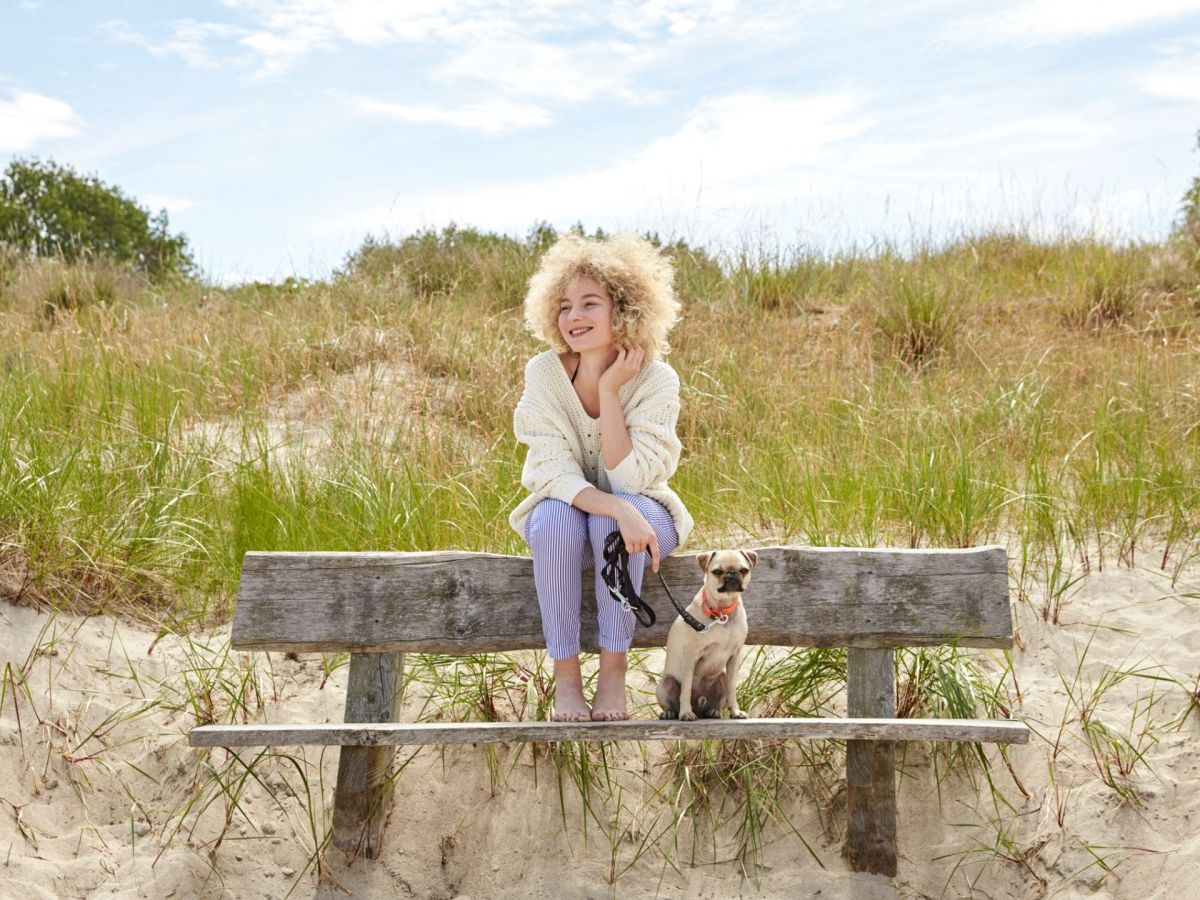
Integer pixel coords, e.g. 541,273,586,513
740,550,758,569
697,552,712,573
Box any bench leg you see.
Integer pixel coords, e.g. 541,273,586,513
332,651,405,859
844,648,897,877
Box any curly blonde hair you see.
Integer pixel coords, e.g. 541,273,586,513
523,232,681,361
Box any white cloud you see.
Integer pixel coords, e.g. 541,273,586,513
595,0,753,40
949,0,1200,47
1138,55,1200,100
334,91,551,136
143,194,196,215
111,1,804,111
310,90,872,238
220,0,464,77
632,92,870,183
169,20,252,67
103,19,250,69
0,89,82,152
223,0,456,46
828,113,1112,175
302,84,1186,263
432,33,649,105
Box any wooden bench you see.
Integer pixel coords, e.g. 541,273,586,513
189,545,1029,876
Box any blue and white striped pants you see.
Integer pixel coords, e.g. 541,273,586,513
524,493,680,659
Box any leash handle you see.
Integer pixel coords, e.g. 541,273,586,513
601,531,656,628
601,530,707,633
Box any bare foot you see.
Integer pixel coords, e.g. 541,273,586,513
551,656,592,722
591,651,629,721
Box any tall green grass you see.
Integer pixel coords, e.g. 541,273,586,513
2,225,1198,620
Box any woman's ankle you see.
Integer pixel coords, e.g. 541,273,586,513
552,654,584,684
597,649,627,674
591,651,629,721
550,655,590,722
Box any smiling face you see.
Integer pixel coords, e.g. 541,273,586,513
558,276,615,352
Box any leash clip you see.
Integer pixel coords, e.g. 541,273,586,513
610,588,635,615
703,613,729,632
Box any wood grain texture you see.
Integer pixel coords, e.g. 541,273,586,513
844,648,899,877
231,545,1012,653
330,652,404,859
189,716,1030,747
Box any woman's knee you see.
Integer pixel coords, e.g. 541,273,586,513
526,499,586,551
612,492,664,516
585,508,619,541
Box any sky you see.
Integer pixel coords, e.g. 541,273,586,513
2,0,1200,285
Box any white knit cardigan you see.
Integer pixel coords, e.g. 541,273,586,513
508,349,694,548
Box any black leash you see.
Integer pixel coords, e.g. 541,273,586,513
601,530,707,633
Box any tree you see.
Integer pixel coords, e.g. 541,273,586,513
0,157,194,280
1179,129,1200,246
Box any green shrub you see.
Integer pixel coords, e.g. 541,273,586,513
1061,243,1148,329
0,157,194,281
1177,129,1200,247
874,270,960,368
338,224,541,309
726,245,847,311
39,259,146,321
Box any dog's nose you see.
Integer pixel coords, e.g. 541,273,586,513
718,576,743,592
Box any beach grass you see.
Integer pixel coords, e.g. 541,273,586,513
2,227,1198,621
2,223,1199,890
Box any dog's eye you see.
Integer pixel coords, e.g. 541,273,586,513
739,568,749,575
712,569,722,576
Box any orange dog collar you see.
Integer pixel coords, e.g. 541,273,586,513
701,589,740,620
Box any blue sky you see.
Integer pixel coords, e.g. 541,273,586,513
3,1,1199,284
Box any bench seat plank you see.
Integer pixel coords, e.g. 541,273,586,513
190,717,1029,748
232,546,1012,653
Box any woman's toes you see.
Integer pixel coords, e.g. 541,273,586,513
589,706,627,721
554,702,590,722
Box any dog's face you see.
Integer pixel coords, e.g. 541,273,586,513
697,550,757,595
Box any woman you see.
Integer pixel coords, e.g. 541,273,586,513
509,232,694,722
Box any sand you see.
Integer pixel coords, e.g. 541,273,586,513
1,546,1197,899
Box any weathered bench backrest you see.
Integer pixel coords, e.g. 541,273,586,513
232,546,1011,654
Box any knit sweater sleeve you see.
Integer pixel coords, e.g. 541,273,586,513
604,362,683,495
513,362,593,507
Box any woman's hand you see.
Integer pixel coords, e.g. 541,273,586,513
615,502,660,572
598,345,644,396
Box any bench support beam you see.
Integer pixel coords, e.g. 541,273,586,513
844,647,897,877
332,651,405,859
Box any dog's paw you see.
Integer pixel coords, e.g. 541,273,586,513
729,708,749,720
658,709,677,720
679,709,697,722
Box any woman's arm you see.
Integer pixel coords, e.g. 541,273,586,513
572,486,661,572
598,385,634,471
602,362,683,496
597,346,642,470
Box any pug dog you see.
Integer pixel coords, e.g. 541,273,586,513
656,550,757,721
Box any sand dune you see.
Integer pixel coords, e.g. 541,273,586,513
1,545,1197,898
